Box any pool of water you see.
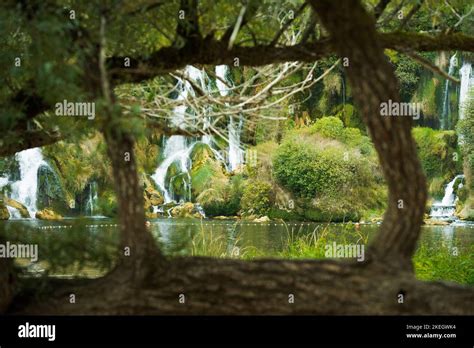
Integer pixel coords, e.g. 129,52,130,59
1,217,473,277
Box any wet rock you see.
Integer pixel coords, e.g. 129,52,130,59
170,202,204,218
214,216,239,220
35,208,63,220
423,219,450,226
2,196,30,218
253,216,271,223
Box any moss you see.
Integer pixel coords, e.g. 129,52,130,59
412,127,460,180
267,208,304,221
2,196,30,218
197,175,244,217
0,199,9,220
35,208,63,220
429,176,446,199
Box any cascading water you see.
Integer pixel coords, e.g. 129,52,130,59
216,65,245,172
9,148,48,217
430,175,464,219
151,66,203,203
441,54,457,129
152,65,245,204
459,62,473,120
6,205,21,219
85,181,99,216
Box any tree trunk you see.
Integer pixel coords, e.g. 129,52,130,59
309,0,427,268
102,125,166,284
8,258,474,315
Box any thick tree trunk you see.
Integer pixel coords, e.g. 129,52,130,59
309,0,427,268
8,258,474,315
102,126,166,284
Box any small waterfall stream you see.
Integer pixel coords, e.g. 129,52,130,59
9,148,48,217
459,62,473,120
441,54,457,129
430,175,464,219
85,181,99,216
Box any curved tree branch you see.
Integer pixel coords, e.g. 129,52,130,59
309,0,427,268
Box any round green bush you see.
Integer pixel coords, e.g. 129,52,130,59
309,116,344,139
273,141,362,198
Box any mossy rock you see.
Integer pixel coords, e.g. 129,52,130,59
0,200,9,220
190,142,214,167
2,196,30,218
35,208,63,220
37,164,69,214
169,173,190,201
170,202,200,218
268,208,304,221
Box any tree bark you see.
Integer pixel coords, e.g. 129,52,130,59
8,258,474,315
101,125,166,284
309,0,427,268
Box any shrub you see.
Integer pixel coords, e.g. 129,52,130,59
197,175,244,217
241,180,273,215
412,127,459,179
273,139,369,199
309,116,344,139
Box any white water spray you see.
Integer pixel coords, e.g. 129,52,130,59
430,175,464,219
10,148,48,217
441,54,457,129
459,62,473,120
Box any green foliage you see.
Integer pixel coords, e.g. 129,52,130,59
309,116,344,139
389,51,422,101
412,127,460,180
241,180,273,216
414,243,474,285
273,137,372,199
197,175,244,217
457,98,474,192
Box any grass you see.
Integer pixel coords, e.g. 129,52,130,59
413,243,474,285
191,221,250,258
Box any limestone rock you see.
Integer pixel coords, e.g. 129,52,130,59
35,208,63,220
2,196,30,218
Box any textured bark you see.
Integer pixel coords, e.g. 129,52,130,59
8,258,474,315
108,32,474,84
102,126,165,283
309,0,427,268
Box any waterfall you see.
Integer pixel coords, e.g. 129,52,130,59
430,175,464,219
6,205,21,219
151,66,204,203
215,65,244,171
441,54,457,129
0,176,9,191
151,65,245,204
459,62,473,120
10,148,48,217
85,181,98,216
